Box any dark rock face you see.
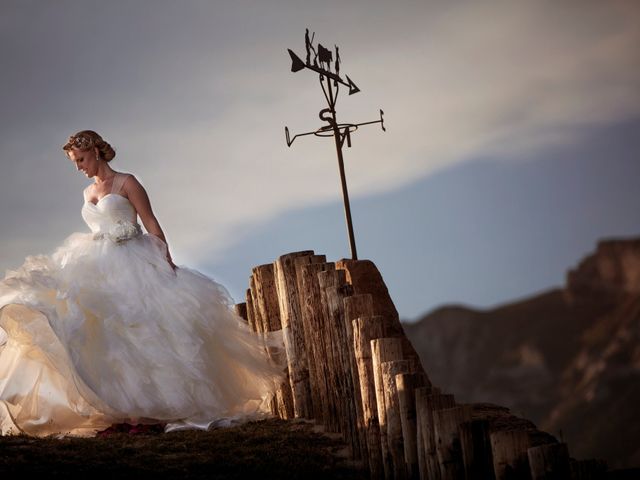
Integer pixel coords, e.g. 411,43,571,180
566,238,640,300
404,238,640,470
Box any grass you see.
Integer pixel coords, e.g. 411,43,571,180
0,418,368,479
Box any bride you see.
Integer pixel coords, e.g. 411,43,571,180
0,130,285,437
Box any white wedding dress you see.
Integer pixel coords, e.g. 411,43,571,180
0,173,285,437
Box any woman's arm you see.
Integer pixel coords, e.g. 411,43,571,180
122,174,177,270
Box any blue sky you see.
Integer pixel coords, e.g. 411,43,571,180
1,1,639,321
204,118,640,321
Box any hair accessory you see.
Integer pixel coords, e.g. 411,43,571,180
71,134,92,150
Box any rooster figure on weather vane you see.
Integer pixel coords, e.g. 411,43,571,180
285,29,386,260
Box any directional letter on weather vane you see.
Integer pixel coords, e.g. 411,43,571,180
285,29,386,261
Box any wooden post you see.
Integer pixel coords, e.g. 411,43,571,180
318,265,346,433
245,287,256,333
381,360,410,480
352,314,386,479
343,294,375,466
300,261,336,429
274,250,315,418
336,259,426,375
317,267,345,433
396,372,428,480
460,419,495,480
249,274,263,335
252,264,282,332
251,263,292,419
233,302,247,321
490,430,532,480
415,390,455,480
318,268,360,459
527,443,570,480
371,337,404,479
336,259,400,321
415,387,430,480
293,254,327,421
274,372,295,419
433,405,472,480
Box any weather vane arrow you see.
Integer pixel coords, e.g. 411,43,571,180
287,49,360,95
284,29,386,260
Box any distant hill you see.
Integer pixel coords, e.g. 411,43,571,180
403,237,640,470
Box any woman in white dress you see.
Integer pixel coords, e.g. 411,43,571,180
0,130,285,437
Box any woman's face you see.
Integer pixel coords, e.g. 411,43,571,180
68,147,100,178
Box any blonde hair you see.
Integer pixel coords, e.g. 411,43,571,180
62,130,116,162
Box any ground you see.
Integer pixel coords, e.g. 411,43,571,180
0,418,368,479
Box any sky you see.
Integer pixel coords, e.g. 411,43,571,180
1,0,639,322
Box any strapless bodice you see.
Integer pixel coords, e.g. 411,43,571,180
81,193,142,242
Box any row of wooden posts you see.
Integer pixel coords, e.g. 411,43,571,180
233,250,607,480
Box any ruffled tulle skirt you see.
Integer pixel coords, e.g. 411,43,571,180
0,231,285,437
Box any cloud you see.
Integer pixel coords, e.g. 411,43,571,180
1,0,639,271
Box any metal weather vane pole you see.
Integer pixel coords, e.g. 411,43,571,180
285,29,386,261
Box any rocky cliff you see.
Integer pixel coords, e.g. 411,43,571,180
403,237,640,470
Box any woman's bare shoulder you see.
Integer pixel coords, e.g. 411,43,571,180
116,172,137,185
119,172,147,195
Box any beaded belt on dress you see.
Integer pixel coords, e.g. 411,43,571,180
93,220,143,243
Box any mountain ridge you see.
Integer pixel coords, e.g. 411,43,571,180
403,237,640,469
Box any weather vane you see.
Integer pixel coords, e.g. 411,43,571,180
285,29,386,260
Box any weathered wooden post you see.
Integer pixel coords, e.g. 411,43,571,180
381,360,411,480
274,250,315,418
527,443,570,480
293,254,327,421
371,337,404,479
337,259,425,373
396,372,428,480
245,282,279,415
300,261,337,428
233,302,247,321
317,266,343,433
318,268,360,459
433,405,472,480
343,294,375,464
252,264,281,331
490,430,532,480
416,390,455,480
245,287,256,332
460,419,495,480
353,314,386,479
251,265,294,419
415,387,432,480
250,274,265,337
